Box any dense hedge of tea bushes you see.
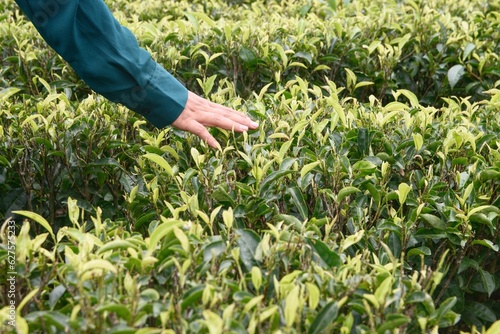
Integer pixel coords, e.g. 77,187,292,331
1,0,499,333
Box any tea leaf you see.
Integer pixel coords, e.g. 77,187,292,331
308,301,338,334
397,89,420,108
467,302,497,323
0,87,21,102
236,229,261,272
81,259,117,274
397,183,412,205
13,210,54,241
143,153,173,176
306,283,320,310
357,128,369,156
203,310,223,334
341,230,365,252
375,276,393,306
300,161,321,178
288,186,308,220
471,239,499,252
307,238,341,268
97,240,137,255
432,297,457,323
96,303,131,321
448,64,465,89
190,12,216,28
203,240,226,263
462,43,476,60
407,246,432,257
181,285,205,311
173,226,190,252
148,218,185,253
16,288,39,315
259,170,295,195
285,286,300,327
412,133,423,151
251,267,263,291
258,305,279,323
420,214,446,230
222,207,234,230
240,46,258,68
337,186,360,203
243,295,264,314
468,205,500,217
376,315,410,333
49,285,66,310
479,269,496,297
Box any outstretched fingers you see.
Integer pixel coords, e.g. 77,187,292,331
195,111,250,132
206,100,257,126
178,118,220,149
171,91,259,148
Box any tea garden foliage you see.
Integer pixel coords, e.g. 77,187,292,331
0,0,499,333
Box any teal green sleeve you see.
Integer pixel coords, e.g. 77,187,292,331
14,0,188,128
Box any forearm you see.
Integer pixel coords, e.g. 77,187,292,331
14,0,187,127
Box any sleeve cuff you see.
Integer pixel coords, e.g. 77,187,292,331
104,58,188,128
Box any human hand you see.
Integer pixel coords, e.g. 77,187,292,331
172,91,259,148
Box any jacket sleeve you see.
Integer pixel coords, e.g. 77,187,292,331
14,0,188,128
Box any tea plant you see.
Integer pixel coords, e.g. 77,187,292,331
1,0,499,333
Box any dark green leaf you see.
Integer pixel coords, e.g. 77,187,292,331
337,186,360,203
288,186,308,220
307,238,341,268
480,269,496,297
407,246,431,257
357,128,369,156
1,188,27,218
458,257,479,274
308,301,338,334
0,155,10,167
203,240,226,262
469,213,495,235
420,214,446,230
406,291,426,304
88,157,123,168
239,46,258,68
259,170,295,195
181,285,205,311
462,43,475,60
96,303,132,321
24,311,69,330
274,214,302,231
236,229,261,272
133,211,157,230
448,64,464,89
49,285,66,310
363,182,381,203
465,302,497,323
433,297,457,323
479,169,500,182
471,239,499,252
293,51,313,65
377,314,410,333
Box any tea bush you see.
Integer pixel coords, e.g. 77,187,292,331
1,0,499,333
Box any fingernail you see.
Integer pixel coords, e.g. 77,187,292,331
209,139,221,150
249,121,258,128
239,125,249,132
